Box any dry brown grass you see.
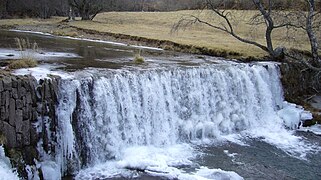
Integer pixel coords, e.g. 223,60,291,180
8,59,38,69
0,17,64,27
70,10,310,58
0,11,311,58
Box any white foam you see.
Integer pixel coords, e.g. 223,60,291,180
193,167,244,180
299,124,321,135
76,144,244,180
0,146,19,180
76,144,195,179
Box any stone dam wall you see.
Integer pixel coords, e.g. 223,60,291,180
0,62,320,178
0,73,58,177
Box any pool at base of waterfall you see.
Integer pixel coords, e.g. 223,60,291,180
69,131,321,180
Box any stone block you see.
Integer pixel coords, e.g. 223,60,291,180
0,79,3,92
9,98,16,126
0,120,3,133
3,122,16,148
0,106,8,121
22,96,26,107
2,77,12,91
4,91,10,107
22,120,30,146
15,109,23,133
16,133,23,147
19,87,26,99
26,93,32,105
11,88,18,99
12,79,18,88
16,99,23,109
17,80,22,97
23,105,30,121
30,124,39,146
31,110,38,122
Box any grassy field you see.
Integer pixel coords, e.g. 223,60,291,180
0,10,311,58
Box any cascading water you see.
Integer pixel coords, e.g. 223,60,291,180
37,63,316,179
0,146,19,179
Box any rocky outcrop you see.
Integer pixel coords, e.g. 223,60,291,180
280,62,320,103
0,73,59,177
280,62,321,125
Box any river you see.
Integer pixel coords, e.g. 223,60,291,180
0,30,321,180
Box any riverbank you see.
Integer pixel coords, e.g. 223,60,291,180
0,10,312,60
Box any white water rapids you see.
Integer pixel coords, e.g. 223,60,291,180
2,63,318,180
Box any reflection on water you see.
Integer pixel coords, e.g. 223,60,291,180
0,30,228,71
0,30,165,70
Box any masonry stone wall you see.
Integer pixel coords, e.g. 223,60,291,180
0,73,59,177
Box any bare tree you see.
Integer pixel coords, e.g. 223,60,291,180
305,0,320,65
174,0,321,69
283,0,321,70
0,0,9,18
68,0,103,20
173,0,299,59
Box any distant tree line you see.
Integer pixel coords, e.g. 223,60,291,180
3,0,319,19
0,0,202,19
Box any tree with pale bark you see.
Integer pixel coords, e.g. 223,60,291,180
174,0,321,70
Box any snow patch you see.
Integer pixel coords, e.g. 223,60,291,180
13,64,74,81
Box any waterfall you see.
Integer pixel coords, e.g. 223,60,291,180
43,63,312,179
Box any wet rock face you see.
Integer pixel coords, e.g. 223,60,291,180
280,63,321,103
0,74,59,176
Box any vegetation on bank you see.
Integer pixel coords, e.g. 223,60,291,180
7,59,37,70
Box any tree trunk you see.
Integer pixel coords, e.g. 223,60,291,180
80,11,90,20
306,0,320,65
68,7,75,20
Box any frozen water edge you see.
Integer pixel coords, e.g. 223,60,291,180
299,124,321,135
0,48,80,60
12,64,74,81
9,29,164,51
0,146,19,180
